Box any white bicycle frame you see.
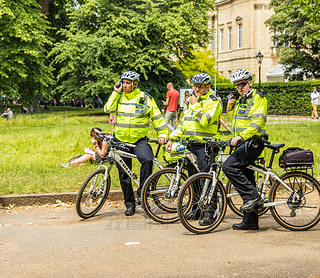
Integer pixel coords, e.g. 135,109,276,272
94,143,167,190
247,165,314,208
164,149,198,198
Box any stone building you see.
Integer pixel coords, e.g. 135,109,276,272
209,0,284,83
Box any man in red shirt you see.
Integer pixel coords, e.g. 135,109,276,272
162,82,180,131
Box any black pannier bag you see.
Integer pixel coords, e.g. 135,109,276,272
279,147,314,168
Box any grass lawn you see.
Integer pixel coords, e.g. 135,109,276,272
1,107,319,195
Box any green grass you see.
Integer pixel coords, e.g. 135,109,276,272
1,109,319,195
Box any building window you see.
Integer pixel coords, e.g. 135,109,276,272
228,71,232,80
281,29,290,47
273,30,277,47
238,23,242,49
228,27,232,51
220,29,224,52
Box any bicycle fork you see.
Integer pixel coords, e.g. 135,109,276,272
165,162,183,198
89,164,112,195
198,164,221,210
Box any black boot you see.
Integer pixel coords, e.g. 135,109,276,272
232,211,259,230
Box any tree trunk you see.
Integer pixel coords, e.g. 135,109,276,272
37,0,51,16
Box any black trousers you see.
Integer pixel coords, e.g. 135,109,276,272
116,138,153,208
222,140,264,203
186,144,211,175
187,144,217,213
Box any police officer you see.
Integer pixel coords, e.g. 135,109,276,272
222,69,268,230
166,73,223,226
105,71,168,216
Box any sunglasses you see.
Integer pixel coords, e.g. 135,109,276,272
235,81,248,88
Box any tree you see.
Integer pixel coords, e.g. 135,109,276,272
50,0,216,102
265,0,320,79
0,0,53,104
293,0,320,43
175,48,231,84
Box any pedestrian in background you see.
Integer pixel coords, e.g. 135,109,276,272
162,82,180,131
311,88,320,119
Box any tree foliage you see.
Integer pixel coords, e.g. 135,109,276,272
50,0,215,101
175,48,231,84
265,0,320,79
0,0,53,103
293,0,320,43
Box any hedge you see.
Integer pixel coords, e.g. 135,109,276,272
215,80,320,116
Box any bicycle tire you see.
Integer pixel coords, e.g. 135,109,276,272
269,171,320,231
141,167,189,224
177,173,227,234
76,168,111,219
226,165,272,217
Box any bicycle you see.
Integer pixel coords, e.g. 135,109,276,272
211,140,272,217
141,138,272,224
141,139,200,224
177,140,320,234
76,135,178,219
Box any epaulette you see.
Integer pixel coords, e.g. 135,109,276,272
145,92,153,99
257,91,265,97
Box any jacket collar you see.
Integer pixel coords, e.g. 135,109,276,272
240,88,255,103
198,90,211,102
124,88,141,100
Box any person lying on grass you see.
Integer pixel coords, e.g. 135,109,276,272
61,127,109,167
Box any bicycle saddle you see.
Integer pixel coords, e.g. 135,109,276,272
265,143,285,150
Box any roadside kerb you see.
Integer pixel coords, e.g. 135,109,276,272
0,190,125,207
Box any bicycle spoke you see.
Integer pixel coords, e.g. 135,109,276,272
177,173,227,234
76,169,110,218
141,168,189,224
270,172,320,231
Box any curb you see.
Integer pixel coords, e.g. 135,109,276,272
0,190,125,207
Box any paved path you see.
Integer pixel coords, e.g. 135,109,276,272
1,204,320,278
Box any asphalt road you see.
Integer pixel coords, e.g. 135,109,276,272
1,204,320,278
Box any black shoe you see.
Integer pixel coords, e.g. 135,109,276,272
137,197,141,206
125,207,135,216
240,197,264,212
232,222,259,230
198,212,216,226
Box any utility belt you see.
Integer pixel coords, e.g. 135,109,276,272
236,134,268,154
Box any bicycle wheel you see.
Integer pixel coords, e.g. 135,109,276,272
76,168,111,219
141,167,189,224
177,173,227,234
226,166,272,217
269,171,320,231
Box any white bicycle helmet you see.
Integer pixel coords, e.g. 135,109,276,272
191,73,211,85
121,71,140,82
230,69,252,83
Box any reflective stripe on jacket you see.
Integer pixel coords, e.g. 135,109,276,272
169,90,222,143
104,88,168,143
227,89,267,141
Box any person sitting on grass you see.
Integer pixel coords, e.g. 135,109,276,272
1,107,13,119
61,127,109,167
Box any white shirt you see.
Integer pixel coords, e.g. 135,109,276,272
311,91,320,105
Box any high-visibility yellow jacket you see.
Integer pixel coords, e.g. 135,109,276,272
227,89,267,141
169,90,222,143
104,88,168,143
